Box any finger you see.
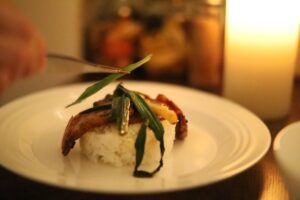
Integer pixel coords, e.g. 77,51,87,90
0,35,27,79
32,31,47,72
21,31,46,77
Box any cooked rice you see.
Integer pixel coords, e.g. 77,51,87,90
80,120,175,167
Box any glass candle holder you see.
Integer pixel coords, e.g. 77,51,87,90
223,0,299,120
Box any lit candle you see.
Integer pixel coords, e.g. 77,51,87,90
223,0,299,120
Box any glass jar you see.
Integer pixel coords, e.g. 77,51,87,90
185,0,225,90
85,0,143,67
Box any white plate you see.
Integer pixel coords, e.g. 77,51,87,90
273,121,300,199
0,81,270,194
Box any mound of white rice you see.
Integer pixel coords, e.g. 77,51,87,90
80,120,175,167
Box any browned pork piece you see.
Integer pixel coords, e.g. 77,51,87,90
155,94,188,140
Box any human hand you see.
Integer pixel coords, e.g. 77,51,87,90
0,1,46,94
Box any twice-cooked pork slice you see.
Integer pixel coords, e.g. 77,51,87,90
62,109,113,156
155,94,188,140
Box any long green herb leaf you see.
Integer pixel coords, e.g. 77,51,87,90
133,158,164,177
134,120,148,173
116,84,165,177
79,103,111,114
117,85,164,137
134,119,164,177
66,55,152,108
135,94,165,141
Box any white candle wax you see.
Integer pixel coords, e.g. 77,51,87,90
223,0,299,120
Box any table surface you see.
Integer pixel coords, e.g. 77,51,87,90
0,72,299,200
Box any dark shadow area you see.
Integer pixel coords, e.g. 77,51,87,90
0,162,264,200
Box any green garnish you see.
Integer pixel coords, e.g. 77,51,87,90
134,120,148,173
79,103,111,114
134,119,164,178
116,85,164,138
111,95,130,135
66,55,152,108
115,84,165,177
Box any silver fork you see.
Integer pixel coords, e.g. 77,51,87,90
47,53,126,74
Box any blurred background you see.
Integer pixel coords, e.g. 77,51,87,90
9,0,300,91
84,0,225,90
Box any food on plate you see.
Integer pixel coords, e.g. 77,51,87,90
62,56,188,177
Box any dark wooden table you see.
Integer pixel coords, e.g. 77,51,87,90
0,73,299,200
